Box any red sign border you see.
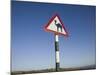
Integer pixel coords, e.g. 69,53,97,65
44,14,68,36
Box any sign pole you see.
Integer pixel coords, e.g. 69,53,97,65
55,34,60,71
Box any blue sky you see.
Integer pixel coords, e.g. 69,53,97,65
11,1,96,71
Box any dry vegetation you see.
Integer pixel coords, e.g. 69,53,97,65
11,65,96,75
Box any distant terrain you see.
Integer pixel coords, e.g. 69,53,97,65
11,65,96,75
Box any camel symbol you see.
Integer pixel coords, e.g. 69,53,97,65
54,20,62,32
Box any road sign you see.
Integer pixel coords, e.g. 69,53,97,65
45,14,68,36
44,14,68,72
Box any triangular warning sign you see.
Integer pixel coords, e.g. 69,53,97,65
44,14,68,36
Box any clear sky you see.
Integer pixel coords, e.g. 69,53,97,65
11,1,96,71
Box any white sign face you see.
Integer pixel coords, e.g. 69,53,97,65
45,14,68,36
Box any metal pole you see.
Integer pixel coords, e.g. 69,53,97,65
55,34,60,71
